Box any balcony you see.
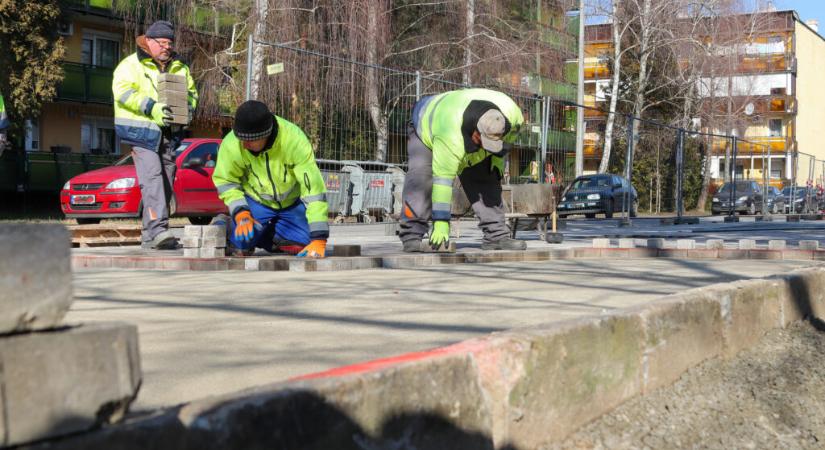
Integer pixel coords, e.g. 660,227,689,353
712,136,793,155
56,62,114,104
66,0,116,15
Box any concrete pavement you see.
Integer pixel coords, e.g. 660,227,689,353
67,258,821,410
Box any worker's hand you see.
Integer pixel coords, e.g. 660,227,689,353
428,220,450,250
297,240,327,258
233,210,260,243
150,102,173,127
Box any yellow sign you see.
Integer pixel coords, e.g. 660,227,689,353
266,63,284,75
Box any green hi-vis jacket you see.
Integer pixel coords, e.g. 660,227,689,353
413,88,524,221
212,115,330,240
112,49,198,151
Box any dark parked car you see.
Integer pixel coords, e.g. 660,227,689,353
712,180,763,215
764,185,785,214
557,174,637,219
782,187,820,213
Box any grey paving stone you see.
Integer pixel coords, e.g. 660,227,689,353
0,323,140,446
0,224,73,334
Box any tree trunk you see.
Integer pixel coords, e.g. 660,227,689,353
630,0,652,152
365,1,388,161
249,0,268,100
463,0,474,86
599,0,622,173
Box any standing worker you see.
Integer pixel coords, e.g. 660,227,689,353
112,20,198,249
212,100,329,258
0,92,8,155
399,88,526,252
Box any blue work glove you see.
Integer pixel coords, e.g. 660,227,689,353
429,220,450,250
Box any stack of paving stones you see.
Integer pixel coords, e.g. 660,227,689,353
182,225,227,258
592,238,821,252
157,73,190,125
0,224,140,446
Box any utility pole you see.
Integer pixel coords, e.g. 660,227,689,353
575,0,585,177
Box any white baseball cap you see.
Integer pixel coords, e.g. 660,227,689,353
476,109,507,154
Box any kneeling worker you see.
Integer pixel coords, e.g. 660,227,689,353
212,100,329,258
399,88,526,252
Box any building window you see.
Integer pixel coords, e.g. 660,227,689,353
81,31,120,68
81,117,118,154
771,168,782,179
769,119,782,137
25,119,39,152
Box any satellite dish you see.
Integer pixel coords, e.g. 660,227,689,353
744,102,755,116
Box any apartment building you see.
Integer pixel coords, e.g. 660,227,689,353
582,10,825,186
31,0,224,156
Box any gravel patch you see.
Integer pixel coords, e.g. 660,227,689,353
552,321,825,450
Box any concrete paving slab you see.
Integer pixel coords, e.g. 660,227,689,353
0,224,73,334
0,323,140,446
66,259,821,410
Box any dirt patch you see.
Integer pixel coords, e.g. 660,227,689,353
552,321,825,450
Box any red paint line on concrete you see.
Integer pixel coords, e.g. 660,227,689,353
291,339,489,381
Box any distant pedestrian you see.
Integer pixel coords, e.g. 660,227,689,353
112,20,198,249
399,88,525,252
0,92,8,156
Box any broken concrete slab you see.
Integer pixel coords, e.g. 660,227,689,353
0,323,140,447
0,224,73,334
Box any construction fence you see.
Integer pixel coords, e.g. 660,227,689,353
248,39,825,220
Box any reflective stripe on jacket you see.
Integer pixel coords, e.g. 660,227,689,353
112,51,198,150
412,88,524,221
212,115,330,240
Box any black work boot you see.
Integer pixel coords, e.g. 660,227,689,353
481,238,526,251
402,239,423,253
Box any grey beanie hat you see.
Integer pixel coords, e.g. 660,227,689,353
146,21,175,41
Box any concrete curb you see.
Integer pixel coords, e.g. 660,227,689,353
35,267,825,449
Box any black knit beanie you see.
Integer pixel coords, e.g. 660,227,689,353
233,101,275,141
146,21,175,41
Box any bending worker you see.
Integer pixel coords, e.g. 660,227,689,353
112,20,198,249
399,88,525,252
212,100,329,258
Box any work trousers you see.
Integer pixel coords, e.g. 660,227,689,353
133,140,176,242
398,128,509,244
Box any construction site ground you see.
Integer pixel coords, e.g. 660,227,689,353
65,216,825,411
555,320,825,450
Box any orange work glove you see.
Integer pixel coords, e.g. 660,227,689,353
297,240,326,258
233,210,260,243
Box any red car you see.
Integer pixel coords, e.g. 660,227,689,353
60,138,227,225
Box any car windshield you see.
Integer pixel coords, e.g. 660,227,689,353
717,182,752,194
571,177,611,189
782,187,807,197
114,142,191,166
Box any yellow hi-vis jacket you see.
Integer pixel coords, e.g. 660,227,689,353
413,88,524,221
112,48,197,150
212,115,330,240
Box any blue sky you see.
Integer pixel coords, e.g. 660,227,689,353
775,1,824,28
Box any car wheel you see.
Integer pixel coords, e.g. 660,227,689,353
747,202,756,215
585,213,596,219
630,199,639,218
604,200,614,219
771,203,778,214
76,218,101,225
188,216,212,225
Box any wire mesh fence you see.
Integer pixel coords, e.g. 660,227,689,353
244,39,825,222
